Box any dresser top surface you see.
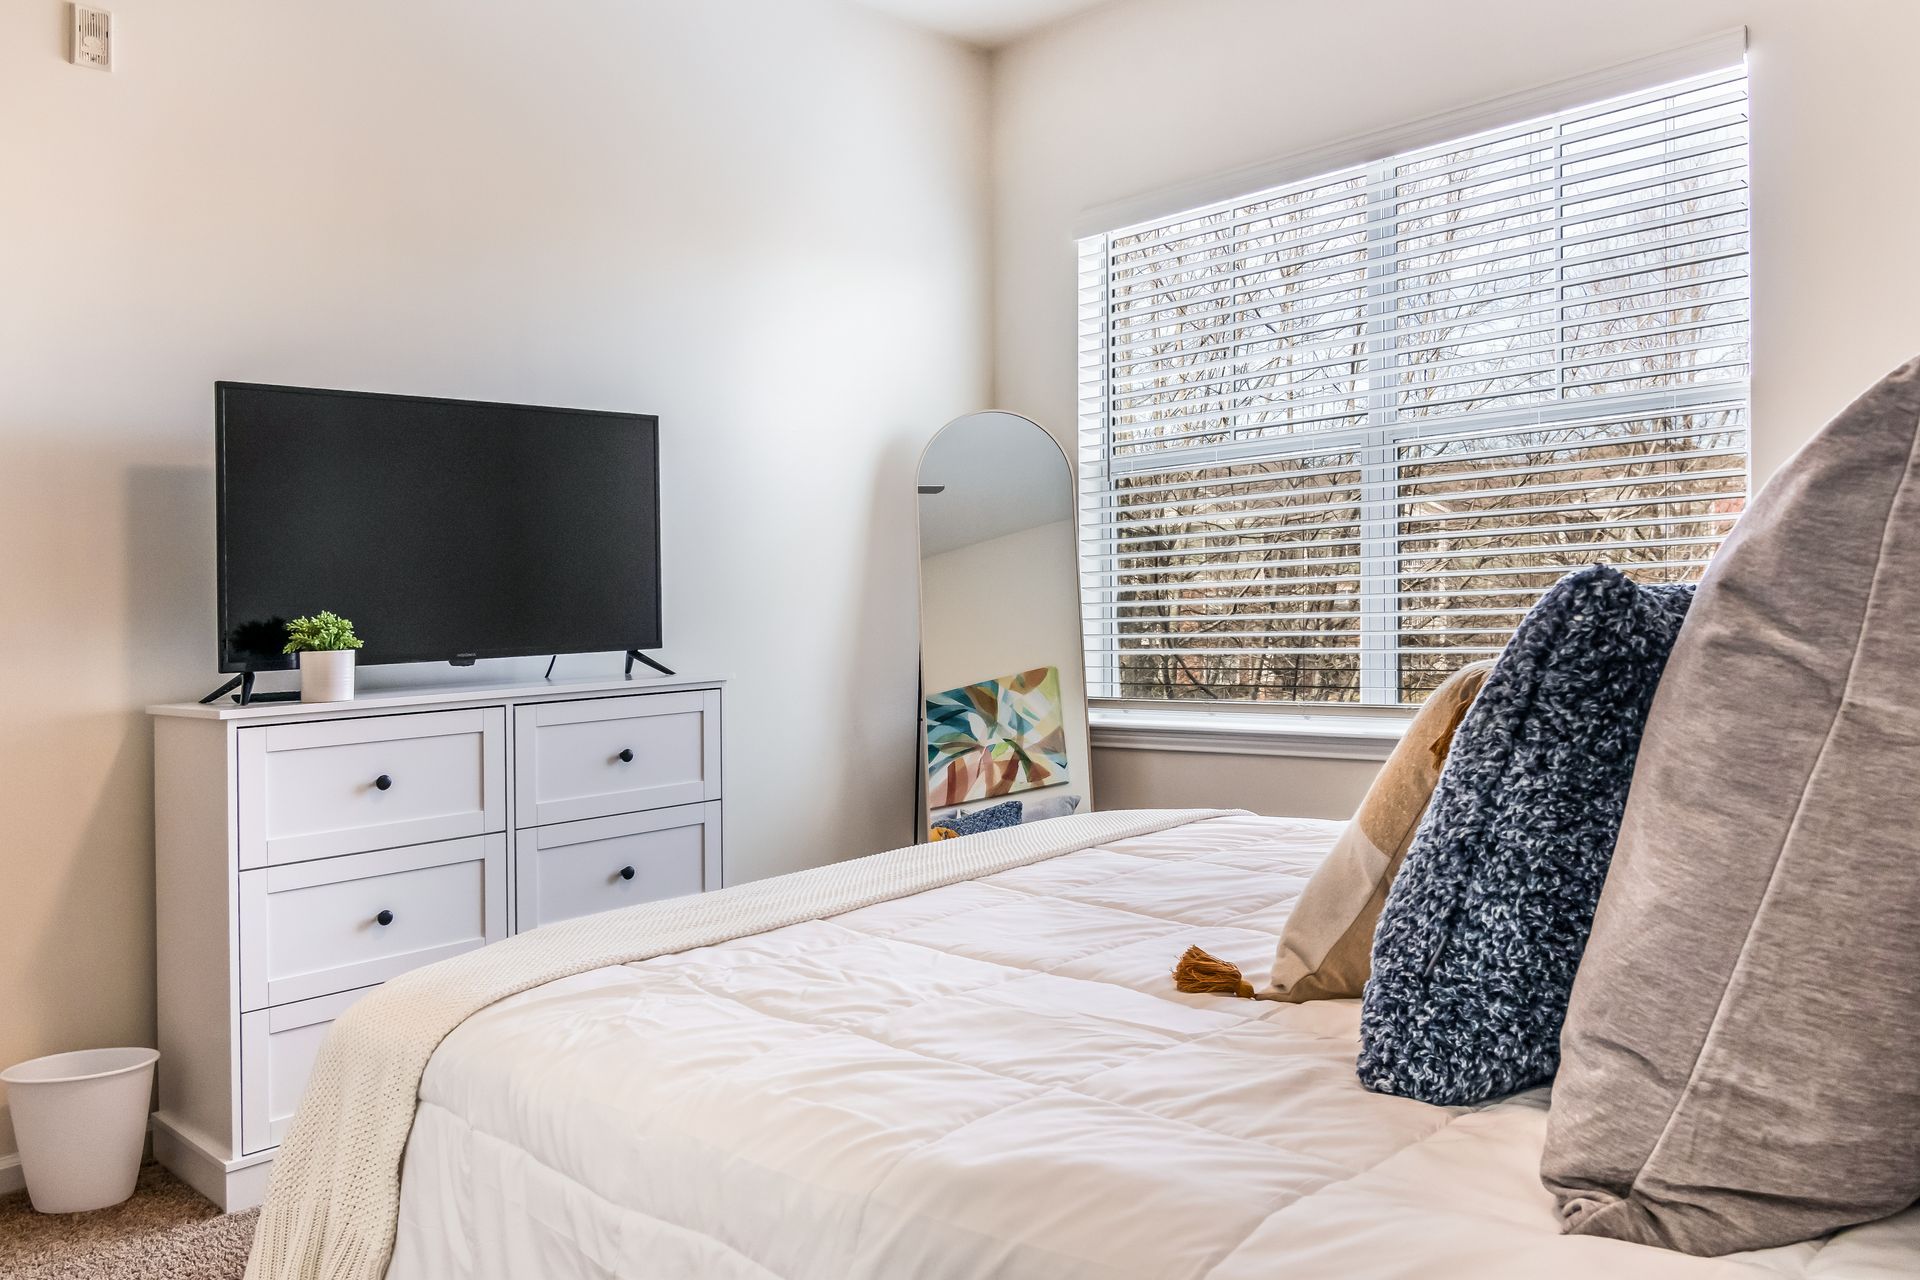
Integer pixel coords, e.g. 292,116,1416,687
149,673,726,721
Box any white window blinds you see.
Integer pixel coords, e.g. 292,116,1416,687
1077,64,1749,706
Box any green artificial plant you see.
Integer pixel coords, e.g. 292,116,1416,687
282,610,366,655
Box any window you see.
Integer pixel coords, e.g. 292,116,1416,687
1077,65,1749,707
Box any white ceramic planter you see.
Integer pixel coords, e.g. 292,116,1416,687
299,649,356,702
1,1047,159,1213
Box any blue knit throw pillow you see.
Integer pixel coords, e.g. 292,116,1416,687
1356,565,1693,1106
931,799,1023,837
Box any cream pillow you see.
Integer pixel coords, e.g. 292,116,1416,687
1172,660,1491,1002
1265,660,1492,1002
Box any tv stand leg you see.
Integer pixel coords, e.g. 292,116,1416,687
198,672,258,705
199,676,242,705
625,650,676,679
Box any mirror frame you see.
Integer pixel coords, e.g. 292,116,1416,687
913,410,1092,839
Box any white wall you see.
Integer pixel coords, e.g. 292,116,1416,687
0,0,989,1165
991,0,1920,811
921,519,1090,818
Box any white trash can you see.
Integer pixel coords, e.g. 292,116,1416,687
1,1047,159,1213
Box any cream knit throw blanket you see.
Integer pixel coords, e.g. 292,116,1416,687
245,808,1234,1280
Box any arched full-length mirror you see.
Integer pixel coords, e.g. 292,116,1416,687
916,411,1091,839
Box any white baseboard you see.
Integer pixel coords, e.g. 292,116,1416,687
151,1112,272,1212
0,1151,23,1198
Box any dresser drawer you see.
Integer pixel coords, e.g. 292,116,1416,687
514,691,720,827
239,708,506,869
239,987,365,1155
515,802,722,931
239,834,506,1011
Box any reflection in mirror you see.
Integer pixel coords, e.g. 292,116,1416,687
917,411,1090,840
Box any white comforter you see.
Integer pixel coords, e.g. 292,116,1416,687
388,814,1920,1279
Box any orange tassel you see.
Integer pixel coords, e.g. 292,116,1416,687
1173,945,1256,998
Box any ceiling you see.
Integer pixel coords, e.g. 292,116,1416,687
849,0,1116,47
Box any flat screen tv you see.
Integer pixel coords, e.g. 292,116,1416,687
217,382,661,673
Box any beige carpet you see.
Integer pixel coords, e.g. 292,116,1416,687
0,1163,256,1279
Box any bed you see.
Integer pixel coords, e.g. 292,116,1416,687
376,813,1920,1279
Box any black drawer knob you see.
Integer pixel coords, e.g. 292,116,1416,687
619,865,636,881
374,774,393,791
375,909,394,926
617,748,634,764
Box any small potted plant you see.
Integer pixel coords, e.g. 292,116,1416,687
283,611,365,702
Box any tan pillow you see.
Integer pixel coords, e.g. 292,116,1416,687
1265,660,1493,1003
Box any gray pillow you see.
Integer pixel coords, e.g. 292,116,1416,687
1357,565,1692,1105
1543,358,1920,1254
1017,792,1082,822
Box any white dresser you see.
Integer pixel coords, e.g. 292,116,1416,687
147,674,724,1210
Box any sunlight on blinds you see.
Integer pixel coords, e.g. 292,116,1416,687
1078,65,1750,706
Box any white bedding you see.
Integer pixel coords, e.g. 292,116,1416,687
388,814,1920,1279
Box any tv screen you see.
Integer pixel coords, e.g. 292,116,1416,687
217,382,661,672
